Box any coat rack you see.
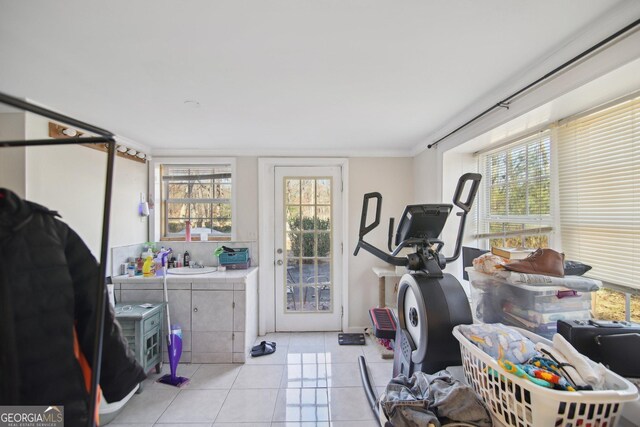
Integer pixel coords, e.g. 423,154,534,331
0,91,115,427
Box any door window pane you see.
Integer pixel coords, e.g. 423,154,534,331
317,233,330,257
287,206,301,231
316,206,331,230
302,233,315,257
301,206,315,231
301,180,315,204
286,179,301,204
302,286,317,311
316,179,331,204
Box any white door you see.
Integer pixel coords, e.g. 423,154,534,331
274,166,343,331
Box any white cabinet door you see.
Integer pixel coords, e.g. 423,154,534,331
191,290,234,362
192,290,233,331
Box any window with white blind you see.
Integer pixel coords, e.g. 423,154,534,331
557,93,640,291
161,164,233,240
477,131,553,249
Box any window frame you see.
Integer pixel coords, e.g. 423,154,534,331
476,130,555,250
149,157,237,242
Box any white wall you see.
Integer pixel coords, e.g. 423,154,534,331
15,113,148,271
0,113,27,197
235,156,259,242
348,157,414,329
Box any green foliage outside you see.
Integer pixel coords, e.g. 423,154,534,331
487,138,551,249
287,216,330,258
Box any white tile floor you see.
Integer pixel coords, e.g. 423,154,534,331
110,332,391,426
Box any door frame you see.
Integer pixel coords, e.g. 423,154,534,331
258,158,349,335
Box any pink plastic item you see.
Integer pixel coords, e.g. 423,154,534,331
185,220,191,242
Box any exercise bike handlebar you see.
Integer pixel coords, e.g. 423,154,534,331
445,173,482,263
358,192,382,240
353,191,409,266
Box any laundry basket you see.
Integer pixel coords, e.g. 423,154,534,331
452,325,638,427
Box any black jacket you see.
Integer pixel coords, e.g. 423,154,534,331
0,189,146,426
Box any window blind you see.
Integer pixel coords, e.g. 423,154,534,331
477,131,552,249
557,94,640,290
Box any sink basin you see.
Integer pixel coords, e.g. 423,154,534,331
167,267,217,275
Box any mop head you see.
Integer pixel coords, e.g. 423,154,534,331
157,374,190,388
156,330,190,387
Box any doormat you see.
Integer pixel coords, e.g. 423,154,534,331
338,333,365,345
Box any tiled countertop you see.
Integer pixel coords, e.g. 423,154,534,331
111,267,258,287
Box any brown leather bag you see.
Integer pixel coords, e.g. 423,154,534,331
503,248,565,277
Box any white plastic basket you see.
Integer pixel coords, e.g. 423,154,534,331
452,325,638,427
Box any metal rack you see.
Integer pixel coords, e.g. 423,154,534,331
0,91,116,427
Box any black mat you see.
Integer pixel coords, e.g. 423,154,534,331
338,333,365,345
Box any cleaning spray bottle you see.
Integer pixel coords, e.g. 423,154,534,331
155,249,172,276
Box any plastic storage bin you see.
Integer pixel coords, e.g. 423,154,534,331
453,325,638,427
466,267,593,338
218,248,249,265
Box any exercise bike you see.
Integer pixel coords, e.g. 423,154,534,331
353,173,482,422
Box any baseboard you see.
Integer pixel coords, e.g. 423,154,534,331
344,326,368,333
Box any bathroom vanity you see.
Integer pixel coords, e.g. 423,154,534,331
111,267,258,363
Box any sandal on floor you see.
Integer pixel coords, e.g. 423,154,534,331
251,341,276,352
251,341,276,357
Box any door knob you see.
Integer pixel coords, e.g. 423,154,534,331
276,248,283,254
193,307,198,312
276,260,283,266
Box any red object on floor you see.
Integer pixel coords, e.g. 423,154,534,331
369,307,396,340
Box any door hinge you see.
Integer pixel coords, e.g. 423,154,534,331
341,180,344,192
232,332,235,340
341,306,344,317
232,301,236,309
341,242,343,254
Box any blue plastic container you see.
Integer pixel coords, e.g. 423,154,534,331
218,248,250,265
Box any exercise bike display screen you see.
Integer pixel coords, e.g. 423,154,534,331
395,204,452,245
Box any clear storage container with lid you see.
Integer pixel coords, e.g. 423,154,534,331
466,267,594,338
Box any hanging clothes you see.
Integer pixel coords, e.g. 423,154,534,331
0,188,146,426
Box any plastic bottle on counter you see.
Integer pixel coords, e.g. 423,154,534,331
184,250,191,267
142,256,154,277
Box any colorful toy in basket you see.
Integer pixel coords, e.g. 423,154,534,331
496,360,554,388
526,357,576,391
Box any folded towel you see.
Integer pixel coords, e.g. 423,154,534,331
534,342,591,390
459,323,537,364
495,271,601,292
553,334,604,389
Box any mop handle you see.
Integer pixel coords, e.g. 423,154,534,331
162,264,171,339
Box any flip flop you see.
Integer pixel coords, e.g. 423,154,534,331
251,341,276,352
251,341,276,357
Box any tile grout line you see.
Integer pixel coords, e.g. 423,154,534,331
209,387,232,426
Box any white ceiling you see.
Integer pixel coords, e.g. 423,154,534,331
1,1,639,156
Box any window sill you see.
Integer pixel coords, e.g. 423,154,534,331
160,236,232,242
